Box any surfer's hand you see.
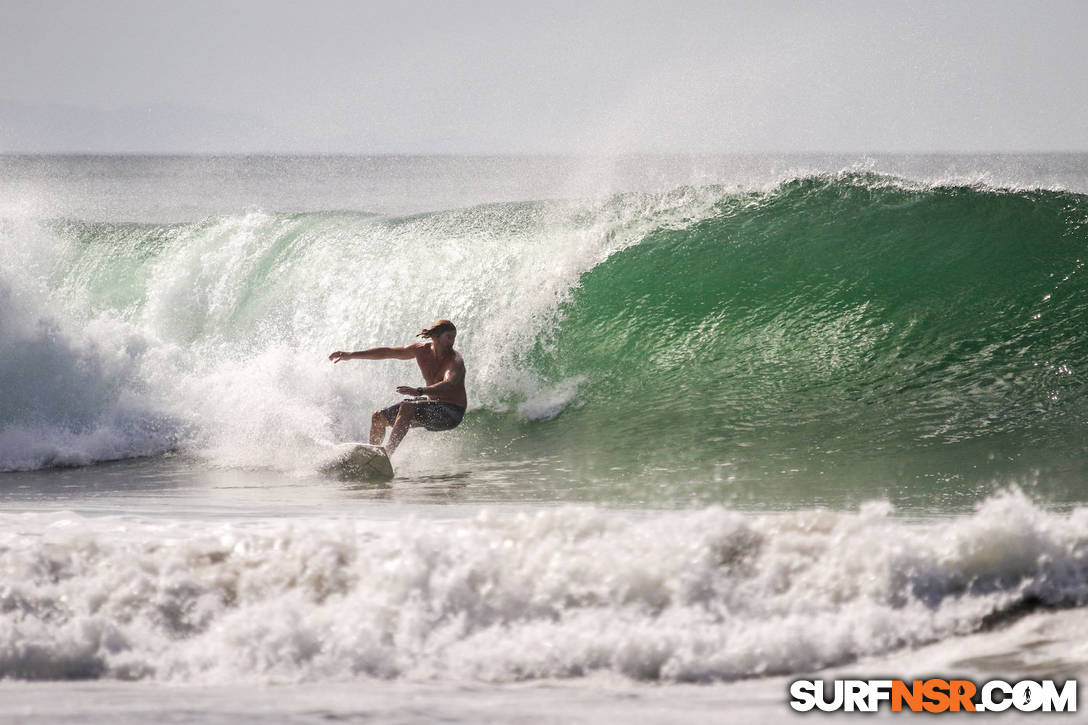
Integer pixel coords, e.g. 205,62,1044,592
329,351,348,363
396,385,421,396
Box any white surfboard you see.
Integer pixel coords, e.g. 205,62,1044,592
324,443,394,481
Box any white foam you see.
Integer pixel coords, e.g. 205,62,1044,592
0,269,180,470
1,490,1085,684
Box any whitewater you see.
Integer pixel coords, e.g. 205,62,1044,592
2,154,1088,723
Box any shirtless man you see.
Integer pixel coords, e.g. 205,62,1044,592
328,319,467,455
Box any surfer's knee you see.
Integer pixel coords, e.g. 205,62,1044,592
372,410,390,426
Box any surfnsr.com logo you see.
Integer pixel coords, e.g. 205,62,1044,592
789,679,1077,713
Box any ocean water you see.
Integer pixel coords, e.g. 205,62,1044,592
1,154,1087,723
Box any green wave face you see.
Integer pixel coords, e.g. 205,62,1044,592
520,176,1088,496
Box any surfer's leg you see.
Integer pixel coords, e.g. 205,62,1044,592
370,410,390,446
385,402,417,455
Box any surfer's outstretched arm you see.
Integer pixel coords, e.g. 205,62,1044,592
329,344,423,363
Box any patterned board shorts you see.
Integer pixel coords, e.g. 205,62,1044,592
380,398,466,432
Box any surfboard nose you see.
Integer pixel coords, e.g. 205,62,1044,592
326,444,395,481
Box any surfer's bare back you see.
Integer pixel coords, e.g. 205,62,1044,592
329,319,467,455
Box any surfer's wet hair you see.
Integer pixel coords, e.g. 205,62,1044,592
418,319,456,338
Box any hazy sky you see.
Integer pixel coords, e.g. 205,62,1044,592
1,0,1086,153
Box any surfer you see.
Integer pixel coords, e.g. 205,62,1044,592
328,319,467,455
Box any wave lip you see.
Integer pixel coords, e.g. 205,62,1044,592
1,490,1085,683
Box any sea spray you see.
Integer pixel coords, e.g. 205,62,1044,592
0,188,724,472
